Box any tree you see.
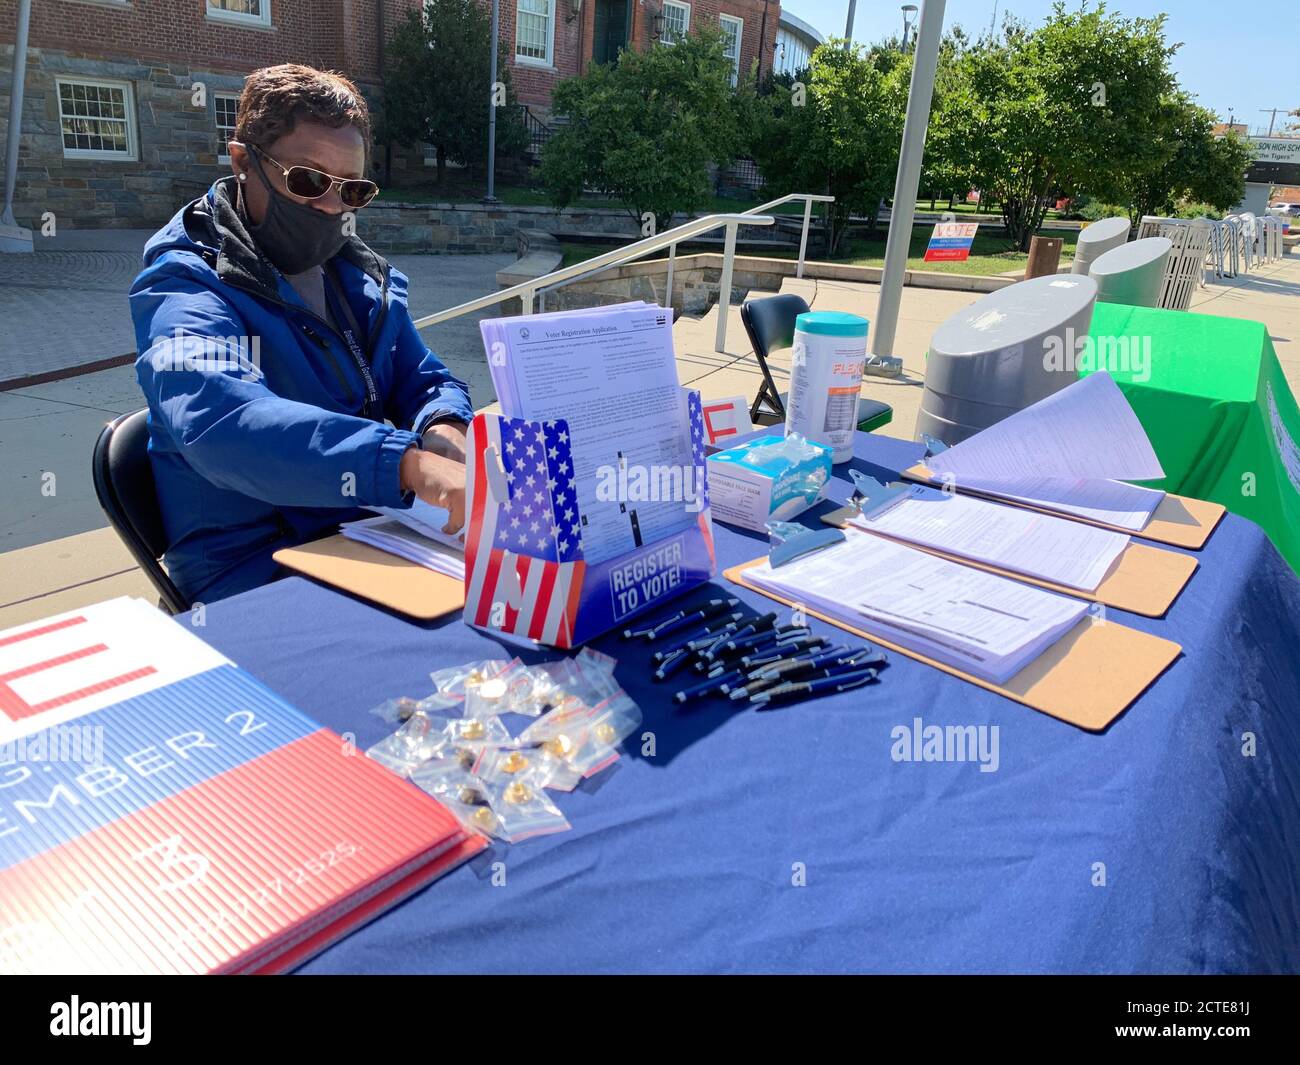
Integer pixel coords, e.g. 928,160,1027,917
539,30,743,234
382,1,527,186
1094,94,1251,226
748,40,911,255
937,3,1179,250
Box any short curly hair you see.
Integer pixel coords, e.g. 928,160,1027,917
234,64,371,150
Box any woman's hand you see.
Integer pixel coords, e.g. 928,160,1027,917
421,419,468,463
399,446,467,533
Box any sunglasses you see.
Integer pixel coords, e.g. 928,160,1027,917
237,143,380,209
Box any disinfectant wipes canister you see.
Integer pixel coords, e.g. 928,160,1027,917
784,311,870,463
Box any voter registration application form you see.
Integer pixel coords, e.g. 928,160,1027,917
851,484,1129,591
746,530,1088,683
924,372,1168,531
483,304,696,566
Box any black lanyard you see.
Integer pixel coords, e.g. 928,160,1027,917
323,264,381,420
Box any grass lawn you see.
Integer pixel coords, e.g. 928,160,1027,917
840,226,1079,275
555,225,1078,276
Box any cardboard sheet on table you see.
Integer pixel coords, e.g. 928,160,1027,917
274,534,464,621
901,464,1225,550
724,557,1182,732
819,509,1197,618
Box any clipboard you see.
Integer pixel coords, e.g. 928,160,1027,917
819,506,1197,618
725,557,1182,732
901,464,1225,550
274,534,464,621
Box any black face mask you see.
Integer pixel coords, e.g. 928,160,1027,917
242,150,350,275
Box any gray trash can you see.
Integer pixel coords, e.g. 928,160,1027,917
1070,216,1131,275
1089,236,1172,308
915,274,1099,446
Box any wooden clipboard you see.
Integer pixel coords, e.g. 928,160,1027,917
725,557,1182,732
820,508,1197,618
901,465,1225,550
274,534,464,621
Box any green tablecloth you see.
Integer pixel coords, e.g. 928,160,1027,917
1085,302,1300,573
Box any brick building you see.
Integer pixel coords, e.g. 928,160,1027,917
0,0,788,229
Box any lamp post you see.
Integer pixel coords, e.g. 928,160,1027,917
845,0,857,44
483,0,500,204
1,0,34,252
901,4,918,51
871,0,946,363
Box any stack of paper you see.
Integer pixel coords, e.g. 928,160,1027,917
851,483,1129,591
746,530,1089,683
481,302,696,566
342,514,466,580
926,372,1166,532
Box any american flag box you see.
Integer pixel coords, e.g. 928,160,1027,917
0,598,484,975
464,389,717,647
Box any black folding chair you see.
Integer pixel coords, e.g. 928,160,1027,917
739,294,893,432
91,409,189,614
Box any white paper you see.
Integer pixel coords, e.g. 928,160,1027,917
954,475,1164,532
341,516,466,580
483,304,695,566
375,500,465,551
928,372,1165,484
851,484,1129,591
747,531,1087,683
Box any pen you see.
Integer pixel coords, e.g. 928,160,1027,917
751,667,880,707
699,613,779,661
754,645,880,681
646,598,739,640
717,623,811,655
735,635,828,669
652,612,744,664
652,647,700,682
673,669,746,704
734,655,882,699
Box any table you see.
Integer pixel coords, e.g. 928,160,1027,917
1086,303,1300,574
200,433,1300,974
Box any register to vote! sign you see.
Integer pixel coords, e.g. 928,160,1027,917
924,222,978,263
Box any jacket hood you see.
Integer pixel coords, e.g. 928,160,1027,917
142,176,390,301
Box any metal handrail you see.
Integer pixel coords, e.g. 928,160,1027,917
411,193,834,353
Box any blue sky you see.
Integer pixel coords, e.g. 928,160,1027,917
788,0,1296,136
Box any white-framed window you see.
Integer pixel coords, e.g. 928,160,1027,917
661,1,690,45
720,14,743,85
57,78,137,160
515,0,555,66
206,0,272,28
214,92,240,163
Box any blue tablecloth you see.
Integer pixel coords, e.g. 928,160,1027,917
199,434,1300,974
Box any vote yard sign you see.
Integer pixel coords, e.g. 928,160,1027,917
924,222,979,263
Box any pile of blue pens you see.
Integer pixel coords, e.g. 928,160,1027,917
622,597,887,709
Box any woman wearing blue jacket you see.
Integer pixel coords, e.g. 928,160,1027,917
130,64,473,605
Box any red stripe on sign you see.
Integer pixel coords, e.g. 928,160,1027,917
475,547,504,628
464,414,489,582
0,642,109,684
527,560,558,642
0,615,87,647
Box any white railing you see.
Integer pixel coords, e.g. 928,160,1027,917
411,193,834,353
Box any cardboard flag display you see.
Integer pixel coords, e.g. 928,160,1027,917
0,598,484,975
463,390,717,648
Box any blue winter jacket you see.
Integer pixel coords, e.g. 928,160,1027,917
129,177,473,604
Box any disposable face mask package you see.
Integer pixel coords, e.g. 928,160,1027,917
483,778,571,843
705,433,833,532
366,710,451,776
